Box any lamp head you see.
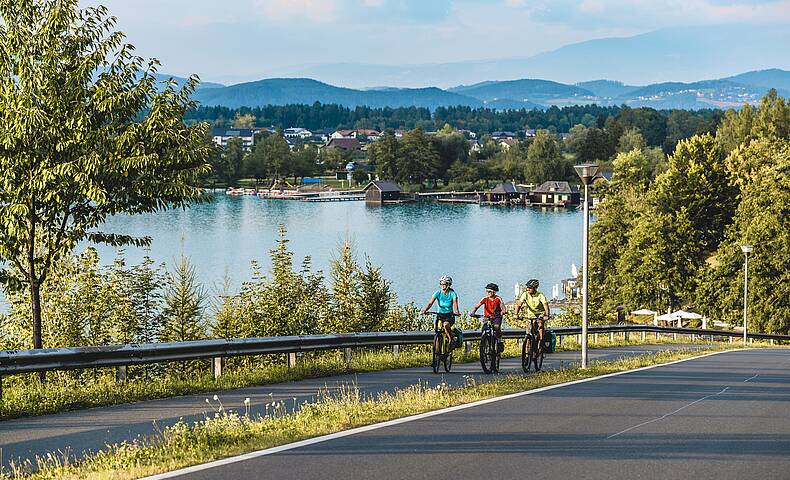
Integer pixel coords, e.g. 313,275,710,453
574,164,600,185
741,244,753,254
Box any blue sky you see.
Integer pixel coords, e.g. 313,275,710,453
81,0,790,84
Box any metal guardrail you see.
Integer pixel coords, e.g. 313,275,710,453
2,325,788,378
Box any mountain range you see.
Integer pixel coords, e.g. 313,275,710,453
276,25,789,89
182,69,790,111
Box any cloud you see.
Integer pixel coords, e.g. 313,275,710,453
254,0,339,22
502,0,790,28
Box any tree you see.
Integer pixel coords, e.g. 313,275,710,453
232,112,256,128
358,257,395,332
218,137,245,186
698,137,790,333
243,141,269,189
397,127,439,185
161,255,207,343
258,133,291,181
433,132,470,184
328,239,362,332
368,130,399,180
161,255,207,376
653,134,736,252
525,130,565,184
617,128,646,153
291,144,318,183
0,1,211,351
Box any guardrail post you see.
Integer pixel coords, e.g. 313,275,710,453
344,348,352,364
577,334,581,344
465,341,472,353
288,352,297,368
609,332,614,342
558,335,563,346
213,357,223,379
729,336,733,344
655,331,659,340
593,333,598,344
624,331,629,342
641,331,646,342
392,344,399,357
115,365,127,383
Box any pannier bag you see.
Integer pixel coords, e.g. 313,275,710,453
454,327,464,347
543,330,557,353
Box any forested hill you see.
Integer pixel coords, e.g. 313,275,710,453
186,69,790,111
192,78,491,110
450,78,594,105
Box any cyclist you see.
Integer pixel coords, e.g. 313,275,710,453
514,278,550,341
470,283,505,351
422,275,460,346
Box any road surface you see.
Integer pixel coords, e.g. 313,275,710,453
153,348,790,480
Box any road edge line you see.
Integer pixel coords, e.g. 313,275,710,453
141,348,743,480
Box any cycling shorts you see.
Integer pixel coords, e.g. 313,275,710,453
436,312,456,328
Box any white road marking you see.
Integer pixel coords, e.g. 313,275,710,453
141,348,746,480
607,387,730,439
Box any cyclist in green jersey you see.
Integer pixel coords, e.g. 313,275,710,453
514,278,550,341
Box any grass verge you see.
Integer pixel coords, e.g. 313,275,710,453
0,334,738,421
0,335,711,420
5,345,734,479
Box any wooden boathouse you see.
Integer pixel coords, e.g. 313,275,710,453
363,180,403,204
530,181,580,206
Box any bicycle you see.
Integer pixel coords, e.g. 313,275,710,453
521,315,545,373
425,312,458,373
472,314,500,374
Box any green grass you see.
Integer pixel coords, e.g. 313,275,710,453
0,334,740,421
5,346,735,480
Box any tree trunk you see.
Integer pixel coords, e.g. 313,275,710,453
31,280,43,350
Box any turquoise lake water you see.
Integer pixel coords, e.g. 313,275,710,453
3,193,587,309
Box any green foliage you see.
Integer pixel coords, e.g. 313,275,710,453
397,127,440,184
0,1,212,349
698,138,790,333
161,256,207,343
255,133,291,178
590,91,788,331
368,130,399,180
525,130,569,184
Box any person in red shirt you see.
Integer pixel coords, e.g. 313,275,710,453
471,283,505,349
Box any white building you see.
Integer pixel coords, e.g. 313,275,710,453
212,128,255,150
283,127,313,139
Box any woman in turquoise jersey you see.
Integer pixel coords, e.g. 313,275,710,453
421,275,460,344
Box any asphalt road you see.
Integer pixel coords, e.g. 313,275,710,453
0,344,708,470
154,348,790,480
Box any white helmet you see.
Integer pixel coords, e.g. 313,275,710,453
439,275,453,286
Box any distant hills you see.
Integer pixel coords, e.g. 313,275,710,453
278,25,789,89
186,69,790,111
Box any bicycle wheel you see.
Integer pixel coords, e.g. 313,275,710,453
444,349,453,372
534,339,544,371
521,335,533,373
432,335,441,374
480,334,493,373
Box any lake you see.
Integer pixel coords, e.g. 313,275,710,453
3,194,586,309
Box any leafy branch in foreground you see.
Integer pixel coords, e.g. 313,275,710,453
0,0,212,350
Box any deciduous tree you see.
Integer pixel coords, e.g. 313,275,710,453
0,1,211,351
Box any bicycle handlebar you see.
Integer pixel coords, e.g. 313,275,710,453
423,311,460,316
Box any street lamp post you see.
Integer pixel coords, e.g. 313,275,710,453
574,163,599,368
741,244,753,345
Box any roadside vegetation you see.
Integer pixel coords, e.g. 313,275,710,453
0,332,714,420
3,347,736,479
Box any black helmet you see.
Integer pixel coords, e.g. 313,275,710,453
526,279,539,289
485,283,499,292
